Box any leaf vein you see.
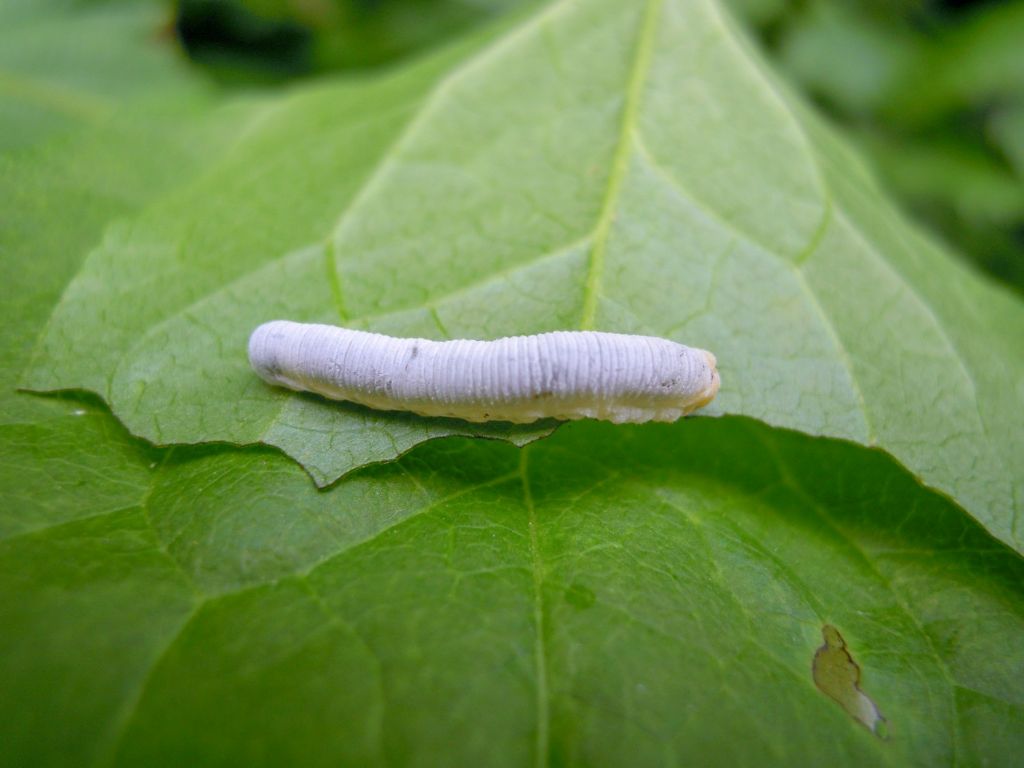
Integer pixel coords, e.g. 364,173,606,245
580,0,663,330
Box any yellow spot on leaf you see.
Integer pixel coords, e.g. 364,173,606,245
813,625,886,736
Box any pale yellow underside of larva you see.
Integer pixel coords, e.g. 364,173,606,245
292,360,721,424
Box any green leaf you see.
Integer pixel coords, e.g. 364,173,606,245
22,0,1024,553
734,0,1024,293
0,0,201,151
232,0,534,72
722,0,788,27
775,1,920,115
4,417,1024,765
885,0,1024,126
22,11,579,484
866,135,1024,223
991,104,1024,177
3,2,1024,762
852,131,1024,290
0,104,230,537
0,0,244,540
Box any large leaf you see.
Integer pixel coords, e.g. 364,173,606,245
3,3,1024,764
23,0,1024,552
3,416,1024,766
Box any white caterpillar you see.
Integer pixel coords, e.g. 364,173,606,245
248,321,720,424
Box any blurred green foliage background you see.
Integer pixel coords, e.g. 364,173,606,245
174,0,1024,290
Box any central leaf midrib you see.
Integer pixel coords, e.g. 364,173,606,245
580,0,664,331
520,447,551,768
